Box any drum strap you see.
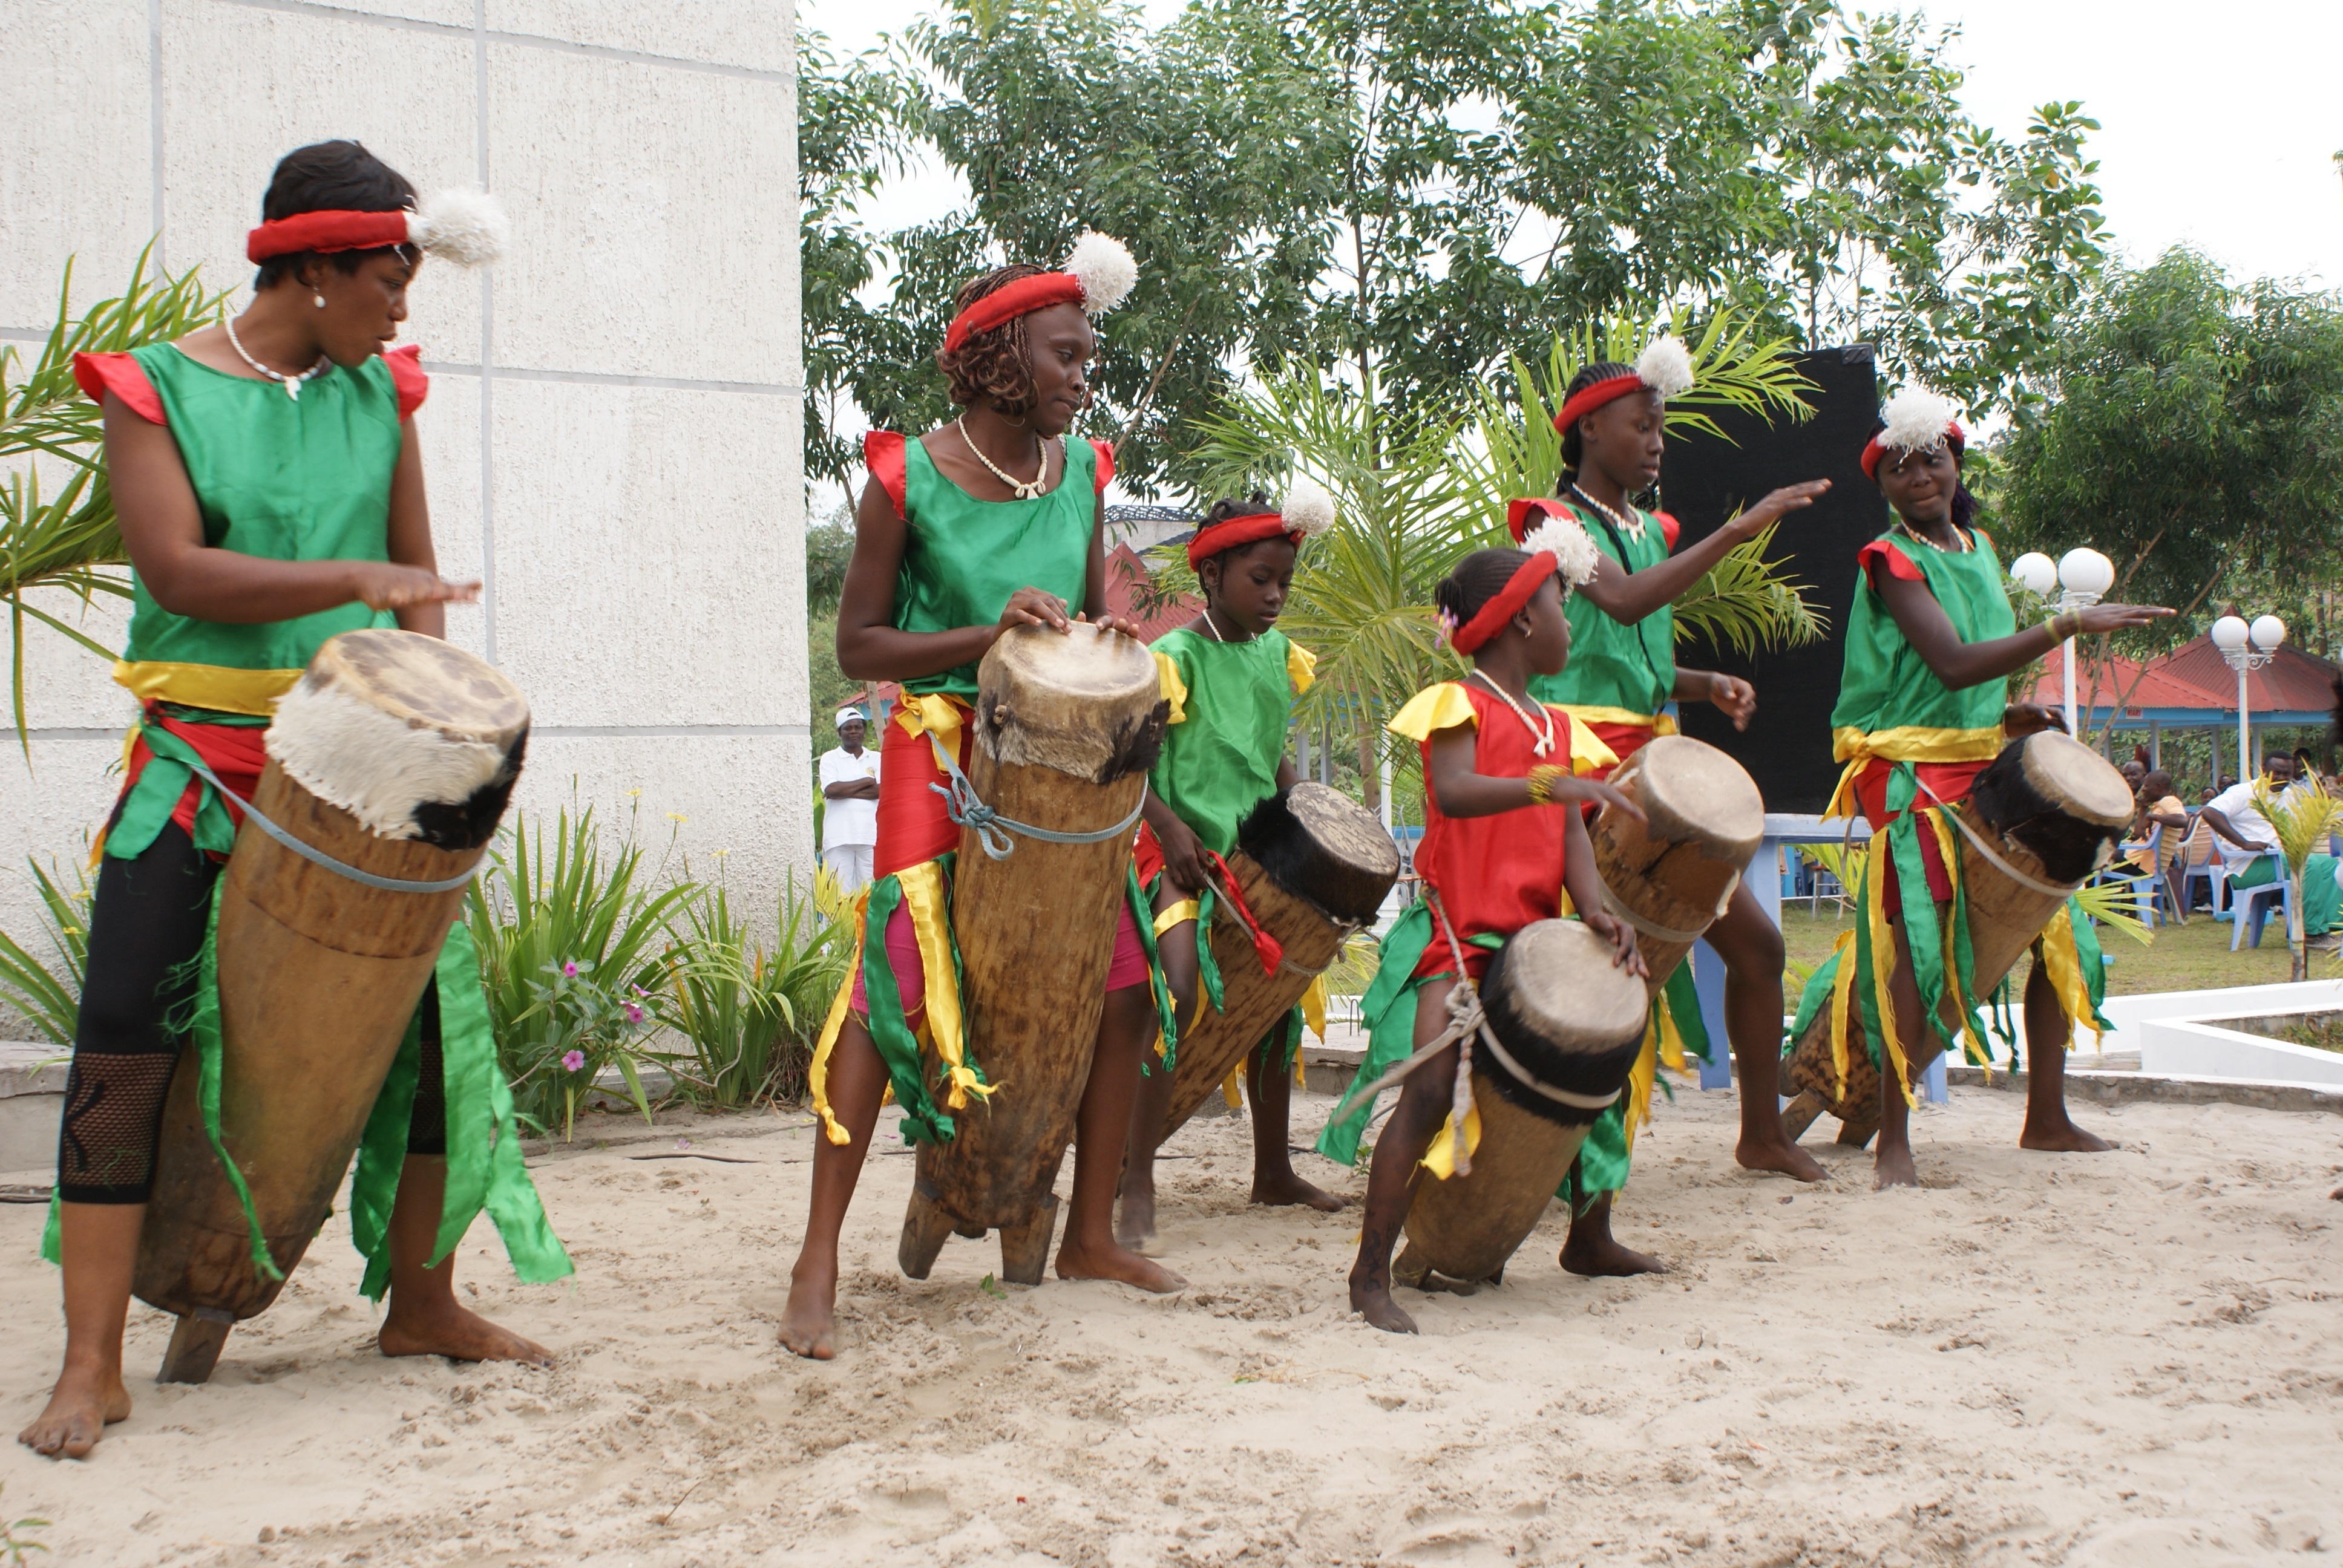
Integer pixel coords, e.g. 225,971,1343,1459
1593,869,1737,947
925,732,1150,861
1910,774,2083,901
176,754,481,893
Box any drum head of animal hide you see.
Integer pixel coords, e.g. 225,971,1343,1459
266,630,529,849
1236,782,1401,924
1618,736,1765,866
2016,731,2135,828
975,622,1167,783
1476,918,1650,1127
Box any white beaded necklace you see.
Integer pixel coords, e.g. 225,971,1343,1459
224,315,330,401
1468,668,1556,758
1569,483,1644,541
957,418,1050,500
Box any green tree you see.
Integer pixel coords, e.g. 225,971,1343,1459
1997,249,2343,739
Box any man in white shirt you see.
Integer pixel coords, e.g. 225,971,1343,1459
818,707,880,893
2200,753,2343,945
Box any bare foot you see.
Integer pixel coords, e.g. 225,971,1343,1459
1349,1277,1418,1334
1559,1232,1667,1277
379,1299,551,1367
1735,1134,1829,1183
1055,1237,1185,1293
2019,1122,2114,1154
1114,1179,1158,1250
18,1361,131,1459
1250,1169,1349,1212
1873,1143,1921,1189
778,1262,839,1361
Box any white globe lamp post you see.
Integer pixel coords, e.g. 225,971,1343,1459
2213,612,2286,775
2030,548,2113,738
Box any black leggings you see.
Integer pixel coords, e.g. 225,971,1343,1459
59,821,447,1204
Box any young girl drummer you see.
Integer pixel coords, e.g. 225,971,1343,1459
1521,341,1830,1278
24,142,566,1460
1821,388,2169,1187
1329,540,1648,1335
1116,485,1345,1250
780,237,1181,1360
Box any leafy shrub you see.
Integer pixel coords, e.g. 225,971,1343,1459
0,858,90,1045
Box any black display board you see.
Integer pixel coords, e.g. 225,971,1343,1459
1658,345,1883,814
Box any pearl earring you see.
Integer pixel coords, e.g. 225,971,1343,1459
314,293,327,309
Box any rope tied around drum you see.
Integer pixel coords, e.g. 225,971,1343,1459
927,732,1151,861
1326,893,1622,1180
175,753,480,893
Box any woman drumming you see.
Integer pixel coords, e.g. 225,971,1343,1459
23,142,567,1460
781,237,1180,1361
1826,387,2169,1187
1524,341,1832,1276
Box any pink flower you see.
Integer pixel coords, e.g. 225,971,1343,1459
622,1001,645,1024
562,960,580,978
561,1049,585,1073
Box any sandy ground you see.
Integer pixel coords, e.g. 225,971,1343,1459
2,1084,2340,1567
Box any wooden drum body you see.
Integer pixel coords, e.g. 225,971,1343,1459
1394,920,1648,1289
1784,731,2133,1144
1588,736,1765,993
136,631,528,1362
1156,784,1398,1142
899,623,1167,1285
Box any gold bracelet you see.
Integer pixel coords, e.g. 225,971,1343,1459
2046,610,2078,641
1525,764,1564,806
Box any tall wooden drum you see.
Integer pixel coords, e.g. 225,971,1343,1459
136,630,528,1377
1393,919,1648,1290
1155,783,1398,1141
1587,736,1765,992
1782,730,2133,1145
898,622,1167,1285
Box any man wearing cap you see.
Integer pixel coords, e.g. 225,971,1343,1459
818,708,880,893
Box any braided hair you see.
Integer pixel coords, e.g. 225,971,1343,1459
935,264,1047,417
1866,419,1979,533
1434,547,1534,641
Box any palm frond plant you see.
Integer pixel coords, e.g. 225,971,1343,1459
2252,781,2343,981
0,858,93,1047
465,800,698,1138
2,245,226,747
659,869,850,1108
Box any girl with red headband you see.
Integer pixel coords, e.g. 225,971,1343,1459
1814,387,2168,1187
1114,483,1340,1250
23,142,564,1461
1513,341,1832,1278
1321,543,1648,1334
782,236,1181,1361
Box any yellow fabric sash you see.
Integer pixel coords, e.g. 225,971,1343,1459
1559,704,1680,736
1153,899,1199,936
1824,724,2005,820
805,858,979,1146
1419,1099,1482,1178
1214,975,1328,1106
2037,908,2102,1048
113,659,302,717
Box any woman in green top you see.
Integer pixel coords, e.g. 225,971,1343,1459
1833,388,2167,1188
24,143,563,1462
1115,488,1343,1249
781,244,1181,1362
1524,351,1833,1278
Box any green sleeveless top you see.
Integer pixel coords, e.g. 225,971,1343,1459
1149,626,1312,854
896,435,1099,699
122,343,403,693
1527,495,1674,720
1830,525,2014,759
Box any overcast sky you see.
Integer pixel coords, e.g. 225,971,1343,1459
802,0,2343,289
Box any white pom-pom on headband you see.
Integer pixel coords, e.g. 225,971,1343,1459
1516,512,1602,592
246,188,510,267
1862,385,1965,480
1280,476,1336,538
945,231,1140,353
1554,333,1697,433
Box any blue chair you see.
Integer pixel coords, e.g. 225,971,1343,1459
2229,858,2293,950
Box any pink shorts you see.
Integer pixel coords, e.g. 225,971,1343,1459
849,896,1150,1020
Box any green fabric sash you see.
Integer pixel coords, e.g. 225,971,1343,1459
856,861,973,1145
109,717,254,863
1314,903,1501,1167
1662,963,1715,1065
351,921,572,1300
1573,1094,1631,1205
1132,866,1227,1077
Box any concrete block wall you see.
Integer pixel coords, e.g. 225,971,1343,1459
0,0,808,1004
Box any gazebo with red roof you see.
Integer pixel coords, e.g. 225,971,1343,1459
2024,634,2339,782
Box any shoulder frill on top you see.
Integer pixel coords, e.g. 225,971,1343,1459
73,342,428,423
1855,537,1925,584
863,429,1116,521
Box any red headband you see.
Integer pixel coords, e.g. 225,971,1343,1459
1187,512,1300,568
1448,552,1558,655
1860,423,1965,481
247,209,413,263
945,273,1083,353
1553,373,1645,435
